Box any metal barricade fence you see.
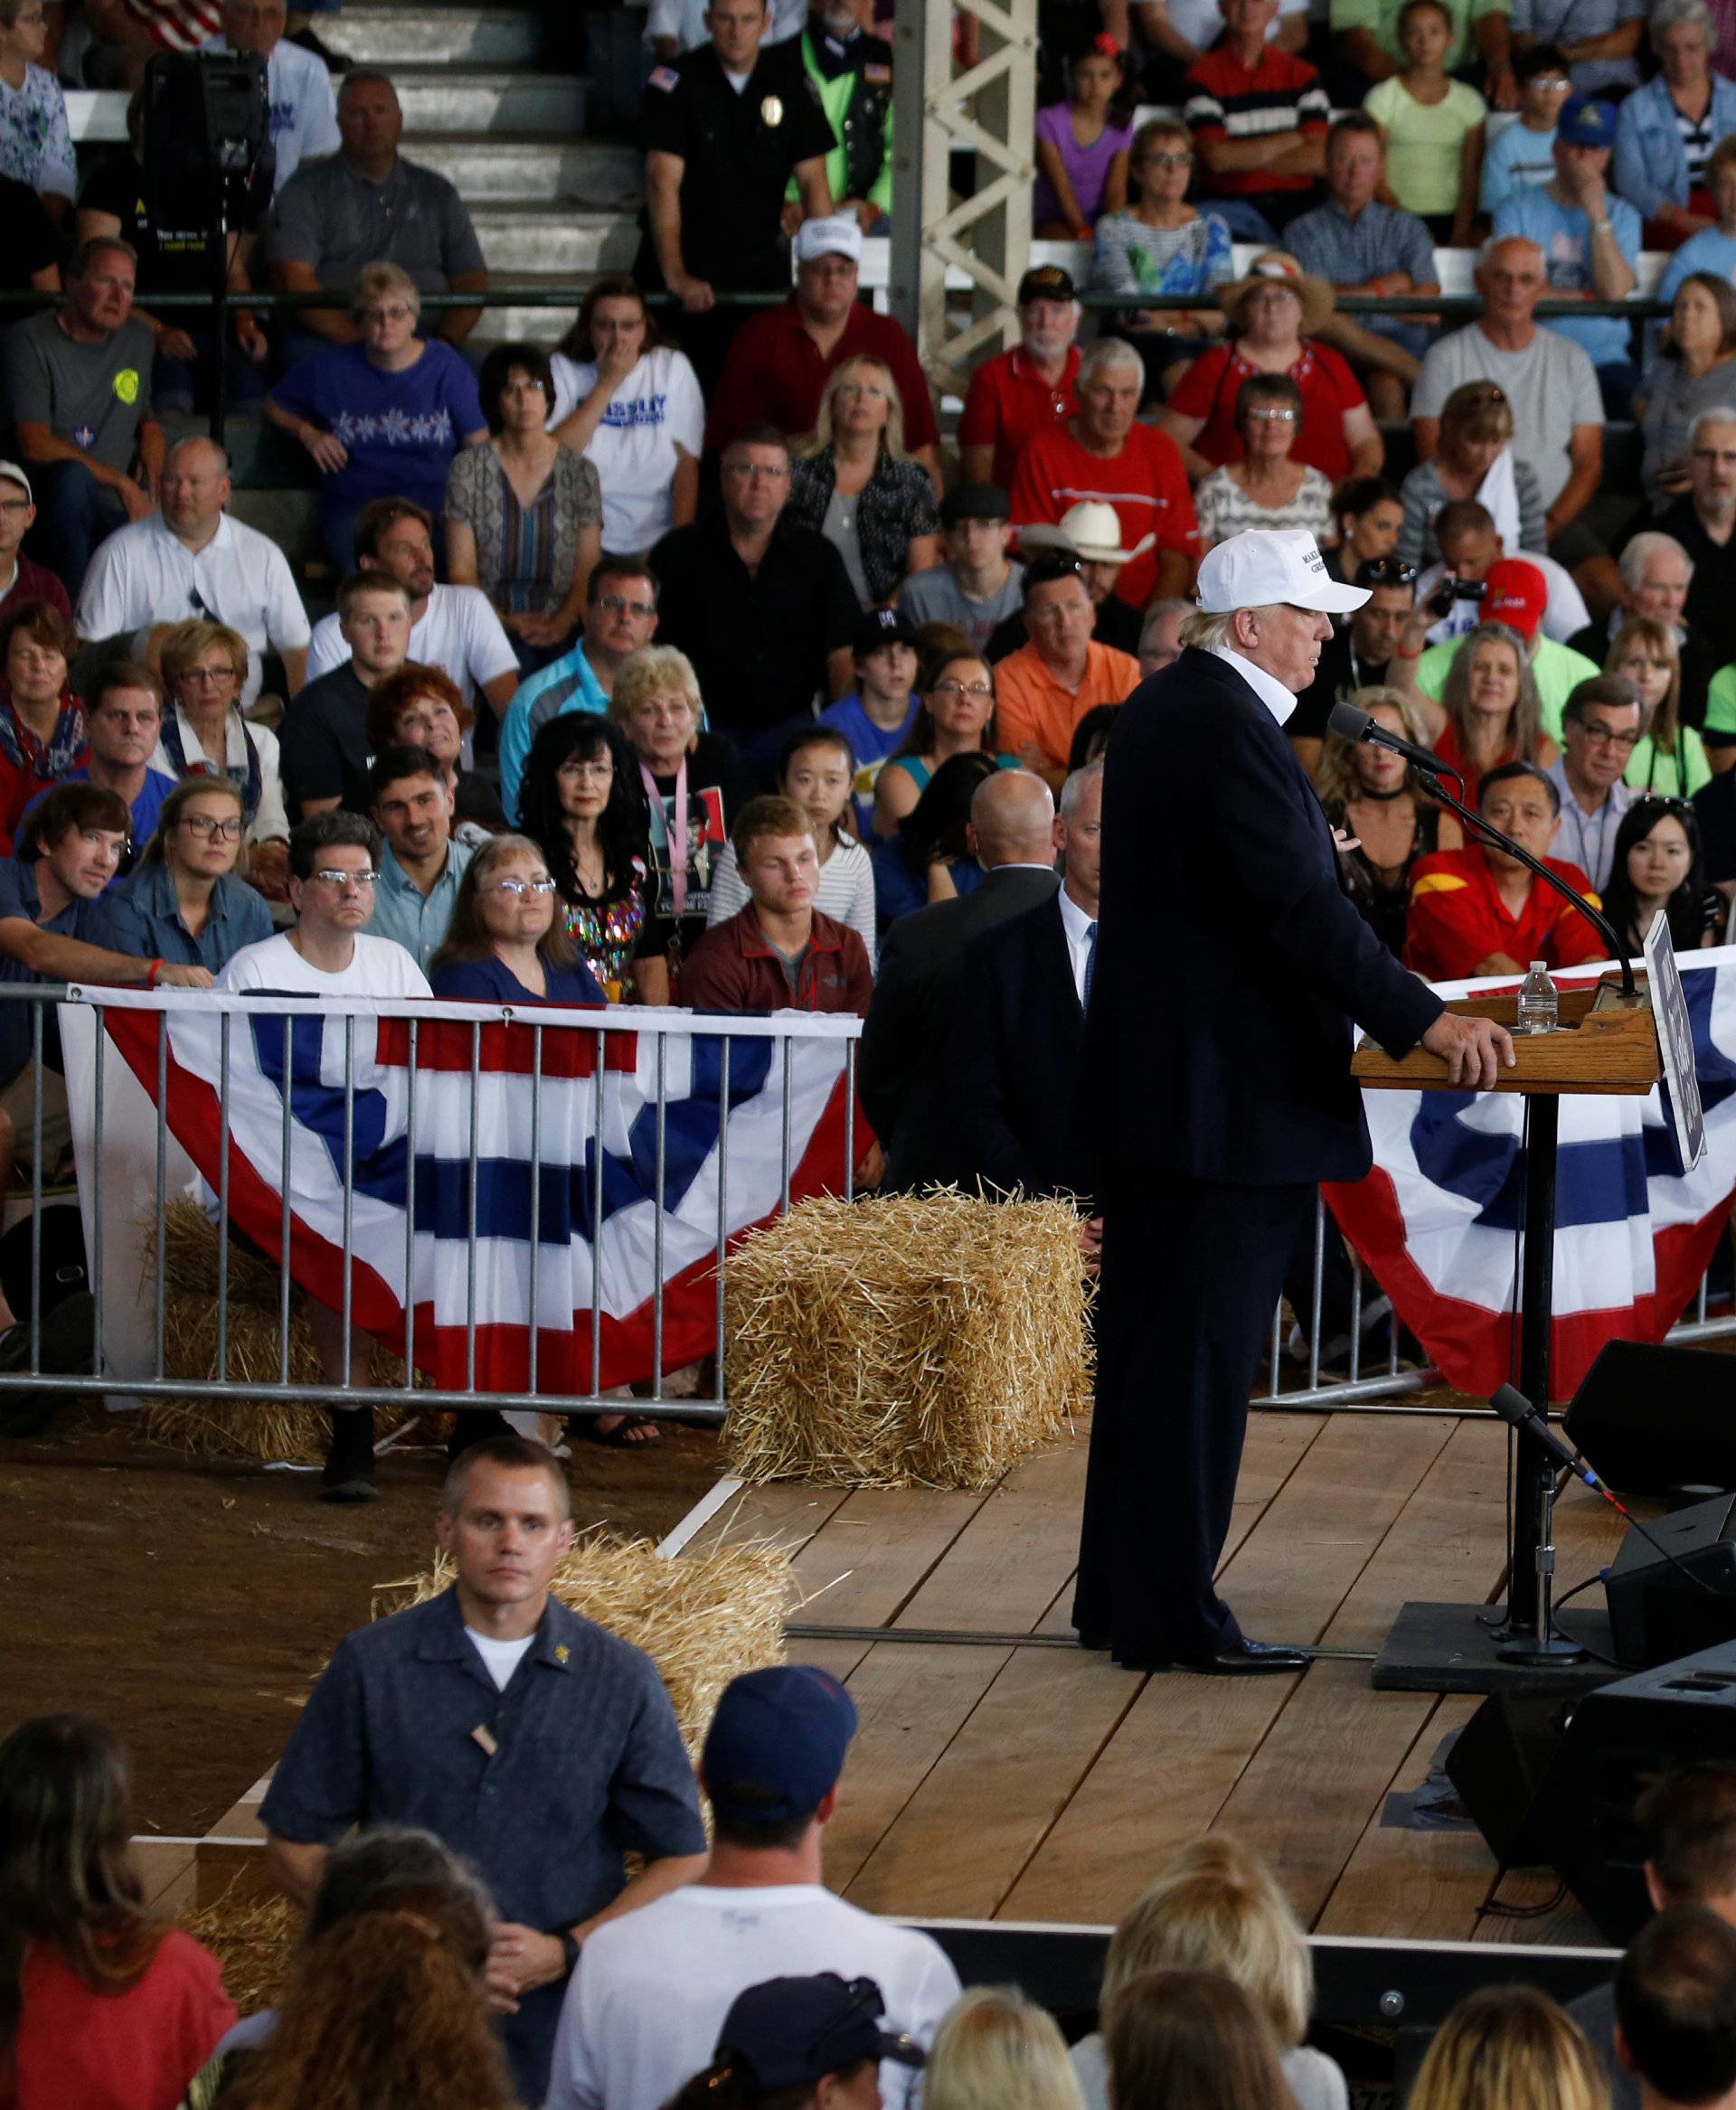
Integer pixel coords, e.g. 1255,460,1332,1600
0,984,1728,1426
0,985,862,1426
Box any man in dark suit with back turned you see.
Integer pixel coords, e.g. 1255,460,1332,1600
858,769,1059,1192
1074,528,1514,1675
948,757,1102,1210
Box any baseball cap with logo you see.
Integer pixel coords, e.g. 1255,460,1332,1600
1480,558,1548,643
852,608,920,657
1558,94,1617,148
794,214,863,267
1194,528,1368,615
1017,263,1075,305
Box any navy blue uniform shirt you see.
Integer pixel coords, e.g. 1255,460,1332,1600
259,1584,707,2102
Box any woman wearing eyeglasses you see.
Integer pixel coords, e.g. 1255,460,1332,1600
872,652,1014,840
1089,118,1232,405
364,662,504,845
87,777,273,973
444,342,602,679
1601,796,1722,951
152,619,292,898
787,356,941,610
429,834,607,1004
1194,374,1335,550
1607,616,1712,796
1397,381,1548,567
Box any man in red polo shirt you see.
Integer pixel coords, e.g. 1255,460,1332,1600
958,263,1083,491
1404,759,1606,981
1008,337,1199,610
705,214,939,485
682,793,873,1014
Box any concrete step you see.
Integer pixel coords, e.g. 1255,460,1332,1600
321,4,541,67
470,205,637,277
391,68,583,136
408,135,643,210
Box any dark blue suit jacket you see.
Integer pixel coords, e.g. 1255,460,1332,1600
948,893,1093,1203
1090,645,1443,1186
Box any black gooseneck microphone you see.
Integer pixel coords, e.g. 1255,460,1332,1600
1325,700,1637,1001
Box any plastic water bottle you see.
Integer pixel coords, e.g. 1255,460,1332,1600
1517,960,1558,1036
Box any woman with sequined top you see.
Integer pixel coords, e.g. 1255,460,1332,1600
516,711,660,1003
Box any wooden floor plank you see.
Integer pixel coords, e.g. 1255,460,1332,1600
1316,1693,1494,1941
1218,1412,1459,1644
687,1480,852,1558
820,1641,1014,1894
843,1648,1146,1919
791,1485,992,1630
997,1671,1294,1925
895,1439,1090,1634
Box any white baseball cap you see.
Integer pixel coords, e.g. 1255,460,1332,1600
1194,528,1367,616
0,461,33,504
793,214,863,267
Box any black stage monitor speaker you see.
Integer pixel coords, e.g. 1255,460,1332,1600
1528,1644,1736,1945
1563,1342,1736,1496
1444,1686,1590,1868
1607,1494,1736,1668
140,50,273,238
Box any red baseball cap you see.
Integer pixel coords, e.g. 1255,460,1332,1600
1480,559,1548,644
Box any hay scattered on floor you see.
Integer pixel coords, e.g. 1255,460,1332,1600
184,1880,300,2013
722,1189,1092,1491
139,1200,420,1465
374,1530,795,1756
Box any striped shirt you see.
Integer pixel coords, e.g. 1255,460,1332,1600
1183,46,1331,198
120,0,222,49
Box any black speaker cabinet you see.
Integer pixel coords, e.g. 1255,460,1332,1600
1607,1495,1736,1668
1529,1644,1736,1945
1564,1342,1736,1496
1445,1686,1591,1867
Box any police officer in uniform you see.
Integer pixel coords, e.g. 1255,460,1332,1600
640,0,835,396
787,0,895,233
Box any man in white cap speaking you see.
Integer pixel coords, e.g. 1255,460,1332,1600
1072,526,1514,1675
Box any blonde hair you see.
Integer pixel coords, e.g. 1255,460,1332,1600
797,354,909,463
924,1987,1087,2110
1313,683,1435,806
608,645,703,751
1100,1834,1313,2048
1177,605,1280,652
1440,621,1545,763
1407,1985,1607,2110
160,617,248,690
351,260,420,325
1608,615,1683,753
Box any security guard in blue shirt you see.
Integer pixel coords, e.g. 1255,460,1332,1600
639,0,835,391
259,1435,710,2106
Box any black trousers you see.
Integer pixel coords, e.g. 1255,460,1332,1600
1073,1166,1316,1664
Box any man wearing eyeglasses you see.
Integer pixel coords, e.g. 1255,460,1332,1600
217,809,430,1501
0,462,68,626
363,742,473,973
498,557,661,826
1548,675,1641,889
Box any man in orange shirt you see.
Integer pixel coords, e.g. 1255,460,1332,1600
1008,336,1200,611
994,552,1142,787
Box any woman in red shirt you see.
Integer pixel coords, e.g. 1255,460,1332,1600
1157,253,1384,486
0,1714,235,2110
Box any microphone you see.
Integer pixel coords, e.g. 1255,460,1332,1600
1327,700,1462,787
1490,1383,1601,1488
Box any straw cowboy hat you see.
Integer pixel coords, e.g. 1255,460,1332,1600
1217,250,1335,336
1019,499,1156,566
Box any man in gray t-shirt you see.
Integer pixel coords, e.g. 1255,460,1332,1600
4,236,160,595
896,482,1025,651
266,68,488,358
1410,237,1611,595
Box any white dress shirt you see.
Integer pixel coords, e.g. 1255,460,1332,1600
306,582,518,707
1209,643,1297,727
77,513,311,709
1057,883,1097,1009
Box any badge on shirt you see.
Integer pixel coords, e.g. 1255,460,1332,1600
113,368,139,406
71,424,94,449
648,64,679,89
863,61,891,82
761,92,784,125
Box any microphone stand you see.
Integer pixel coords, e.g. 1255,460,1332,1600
1379,758,1646,1676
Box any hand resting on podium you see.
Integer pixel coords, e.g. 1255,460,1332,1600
1420,1011,1517,1090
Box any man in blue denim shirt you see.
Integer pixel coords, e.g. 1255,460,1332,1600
259,1434,710,2105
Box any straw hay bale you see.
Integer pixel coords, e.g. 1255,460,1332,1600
184,1882,300,2012
373,1530,795,1757
722,1190,1091,1491
140,1200,419,1465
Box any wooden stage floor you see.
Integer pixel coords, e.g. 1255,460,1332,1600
693,1406,1633,1951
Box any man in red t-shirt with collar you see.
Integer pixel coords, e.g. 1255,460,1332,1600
705,213,939,486
1008,337,1200,610
1404,758,1607,981
958,263,1083,491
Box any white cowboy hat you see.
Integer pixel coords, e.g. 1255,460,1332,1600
1018,499,1155,566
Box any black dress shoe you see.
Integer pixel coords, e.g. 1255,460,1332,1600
1183,1637,1310,1676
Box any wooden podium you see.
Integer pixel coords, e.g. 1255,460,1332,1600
1353,975,1662,1692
